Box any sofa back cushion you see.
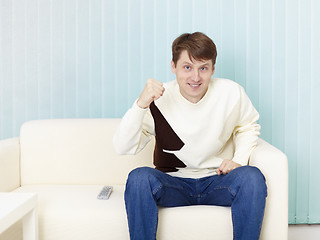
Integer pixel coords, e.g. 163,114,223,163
20,119,155,185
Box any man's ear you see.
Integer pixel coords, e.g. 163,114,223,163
171,60,176,74
211,64,215,75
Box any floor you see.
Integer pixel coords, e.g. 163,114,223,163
288,224,320,240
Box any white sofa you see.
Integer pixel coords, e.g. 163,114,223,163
0,119,288,240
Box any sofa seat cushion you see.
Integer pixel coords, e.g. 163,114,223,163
13,185,233,240
14,185,129,240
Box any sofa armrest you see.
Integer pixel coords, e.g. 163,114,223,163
249,138,288,240
0,138,21,192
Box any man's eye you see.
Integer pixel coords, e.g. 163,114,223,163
201,67,206,71
185,66,191,70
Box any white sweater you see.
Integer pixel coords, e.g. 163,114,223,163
113,78,260,178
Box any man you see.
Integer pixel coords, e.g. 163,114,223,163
113,32,267,240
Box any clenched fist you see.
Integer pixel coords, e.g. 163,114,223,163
137,78,165,109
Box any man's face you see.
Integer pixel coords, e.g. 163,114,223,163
171,50,215,103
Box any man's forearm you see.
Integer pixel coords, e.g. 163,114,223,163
113,101,154,155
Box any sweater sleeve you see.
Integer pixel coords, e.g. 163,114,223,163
232,86,261,166
113,100,155,155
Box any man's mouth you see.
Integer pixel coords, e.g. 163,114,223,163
188,83,201,88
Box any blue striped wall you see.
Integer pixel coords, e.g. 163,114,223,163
1,0,320,224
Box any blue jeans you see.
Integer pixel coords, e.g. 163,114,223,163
125,166,267,240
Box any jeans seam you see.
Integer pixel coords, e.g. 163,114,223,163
205,186,237,197
152,184,163,195
228,187,236,197
153,213,158,240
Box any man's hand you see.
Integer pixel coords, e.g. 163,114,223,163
137,78,165,109
216,159,241,175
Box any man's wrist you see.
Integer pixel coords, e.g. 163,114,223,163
134,99,149,111
136,98,150,109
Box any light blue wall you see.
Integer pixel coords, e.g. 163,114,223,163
1,0,320,224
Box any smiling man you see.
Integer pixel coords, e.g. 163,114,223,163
113,32,267,240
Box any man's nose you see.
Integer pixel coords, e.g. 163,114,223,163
193,70,200,82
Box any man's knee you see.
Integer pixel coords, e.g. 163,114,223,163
237,166,267,197
126,167,160,193
240,166,265,180
127,167,155,183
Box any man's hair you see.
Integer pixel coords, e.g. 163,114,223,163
172,32,217,67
